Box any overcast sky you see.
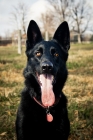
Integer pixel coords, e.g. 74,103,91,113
0,0,37,36
0,0,93,37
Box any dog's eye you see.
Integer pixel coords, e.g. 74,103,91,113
54,53,59,57
35,52,42,57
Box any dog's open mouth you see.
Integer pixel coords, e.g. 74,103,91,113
38,74,55,107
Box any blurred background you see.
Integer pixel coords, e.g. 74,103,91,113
0,0,93,46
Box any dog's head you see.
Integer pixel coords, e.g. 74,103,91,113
24,20,70,108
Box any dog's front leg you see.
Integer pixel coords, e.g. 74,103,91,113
59,108,70,140
16,110,33,140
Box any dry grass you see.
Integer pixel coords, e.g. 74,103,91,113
0,43,93,140
65,43,93,140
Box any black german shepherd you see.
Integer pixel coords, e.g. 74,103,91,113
16,20,70,140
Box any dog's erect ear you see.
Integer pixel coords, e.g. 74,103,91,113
27,20,42,49
53,21,70,51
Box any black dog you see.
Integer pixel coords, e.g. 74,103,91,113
16,20,70,140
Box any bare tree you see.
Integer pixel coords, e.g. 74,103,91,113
10,2,28,34
10,2,28,54
71,0,92,43
39,0,73,40
47,0,74,24
40,9,56,40
33,2,56,41
47,0,92,43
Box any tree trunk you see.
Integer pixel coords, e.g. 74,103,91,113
18,30,22,54
78,33,81,43
45,31,49,41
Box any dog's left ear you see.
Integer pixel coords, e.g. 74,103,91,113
27,20,43,50
53,21,70,51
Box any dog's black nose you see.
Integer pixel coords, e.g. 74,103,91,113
41,61,53,72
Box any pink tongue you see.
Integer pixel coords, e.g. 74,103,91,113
40,74,55,107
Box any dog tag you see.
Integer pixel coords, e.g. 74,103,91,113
47,113,53,122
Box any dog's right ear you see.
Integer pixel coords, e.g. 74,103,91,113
26,20,43,50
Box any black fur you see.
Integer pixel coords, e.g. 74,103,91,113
16,20,70,140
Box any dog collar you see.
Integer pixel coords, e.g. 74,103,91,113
33,95,61,122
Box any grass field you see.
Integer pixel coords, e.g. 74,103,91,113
0,43,93,140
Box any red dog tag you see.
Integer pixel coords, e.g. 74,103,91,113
47,113,53,122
